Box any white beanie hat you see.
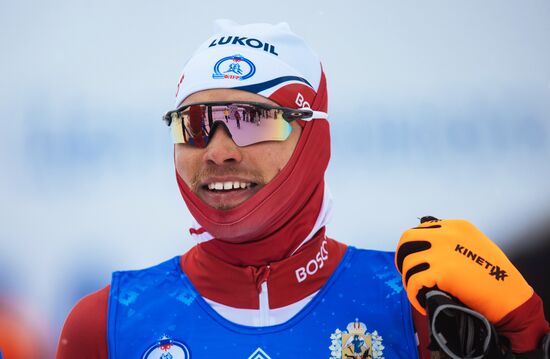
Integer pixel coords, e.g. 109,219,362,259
173,20,324,109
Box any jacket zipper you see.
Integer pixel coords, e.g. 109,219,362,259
258,265,271,326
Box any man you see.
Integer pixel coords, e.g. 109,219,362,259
57,21,549,358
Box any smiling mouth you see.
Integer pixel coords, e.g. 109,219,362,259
201,181,258,192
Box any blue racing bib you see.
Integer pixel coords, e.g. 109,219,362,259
107,247,418,358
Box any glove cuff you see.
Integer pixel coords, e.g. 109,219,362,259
495,292,550,353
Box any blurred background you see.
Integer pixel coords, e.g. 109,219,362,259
1,0,549,356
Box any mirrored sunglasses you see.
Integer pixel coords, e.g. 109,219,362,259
162,102,328,148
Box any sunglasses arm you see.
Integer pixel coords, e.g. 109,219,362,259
300,110,328,121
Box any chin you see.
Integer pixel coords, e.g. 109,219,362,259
213,203,240,211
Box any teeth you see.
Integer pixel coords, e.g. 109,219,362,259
207,181,252,191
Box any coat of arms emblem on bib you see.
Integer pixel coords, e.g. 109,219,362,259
329,318,384,359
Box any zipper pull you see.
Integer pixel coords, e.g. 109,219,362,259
255,265,271,293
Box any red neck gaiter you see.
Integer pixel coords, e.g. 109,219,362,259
176,72,330,267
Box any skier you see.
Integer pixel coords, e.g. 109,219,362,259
57,21,549,358
226,103,240,129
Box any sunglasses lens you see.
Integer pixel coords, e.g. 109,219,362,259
169,103,293,147
170,106,209,148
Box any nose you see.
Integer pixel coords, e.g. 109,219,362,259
203,126,243,165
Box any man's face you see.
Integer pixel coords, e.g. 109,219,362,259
175,89,302,210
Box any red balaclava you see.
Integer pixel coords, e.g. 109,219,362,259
172,21,332,266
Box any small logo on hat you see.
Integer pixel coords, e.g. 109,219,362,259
212,54,256,81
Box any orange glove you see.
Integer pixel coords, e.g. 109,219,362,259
395,217,533,324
